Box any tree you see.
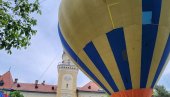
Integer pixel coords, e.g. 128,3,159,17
154,85,170,97
0,0,41,54
9,91,24,97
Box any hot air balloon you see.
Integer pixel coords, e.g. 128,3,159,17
58,0,170,97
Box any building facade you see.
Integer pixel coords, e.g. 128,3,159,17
0,52,107,97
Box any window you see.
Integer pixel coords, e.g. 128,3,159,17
52,86,55,90
0,80,4,86
66,84,68,88
17,84,20,88
142,11,152,24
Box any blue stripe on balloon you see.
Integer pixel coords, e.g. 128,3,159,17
152,0,162,24
140,24,158,88
106,28,132,90
151,35,170,88
142,0,152,11
58,25,111,95
141,0,162,88
142,0,162,24
84,42,119,92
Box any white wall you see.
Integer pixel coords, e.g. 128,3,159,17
21,91,107,97
21,91,56,97
78,92,107,97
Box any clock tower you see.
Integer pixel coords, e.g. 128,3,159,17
56,52,79,97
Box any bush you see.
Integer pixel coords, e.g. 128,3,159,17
9,91,24,97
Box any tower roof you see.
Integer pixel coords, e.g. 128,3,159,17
61,51,75,66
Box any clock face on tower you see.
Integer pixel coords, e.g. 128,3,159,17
64,75,71,81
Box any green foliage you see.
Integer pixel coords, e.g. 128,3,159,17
9,91,24,97
0,0,41,54
154,85,170,97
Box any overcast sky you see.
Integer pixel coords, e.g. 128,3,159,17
0,0,170,90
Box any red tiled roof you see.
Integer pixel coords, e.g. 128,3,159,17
78,81,101,92
0,71,13,89
12,83,57,93
0,71,103,93
0,71,56,93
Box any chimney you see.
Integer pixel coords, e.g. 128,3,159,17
42,81,45,85
35,80,38,89
14,78,18,83
35,80,38,85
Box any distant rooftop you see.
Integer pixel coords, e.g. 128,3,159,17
78,81,105,93
0,71,105,93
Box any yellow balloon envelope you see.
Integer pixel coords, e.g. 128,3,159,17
58,0,170,97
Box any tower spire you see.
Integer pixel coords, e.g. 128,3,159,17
62,51,73,65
